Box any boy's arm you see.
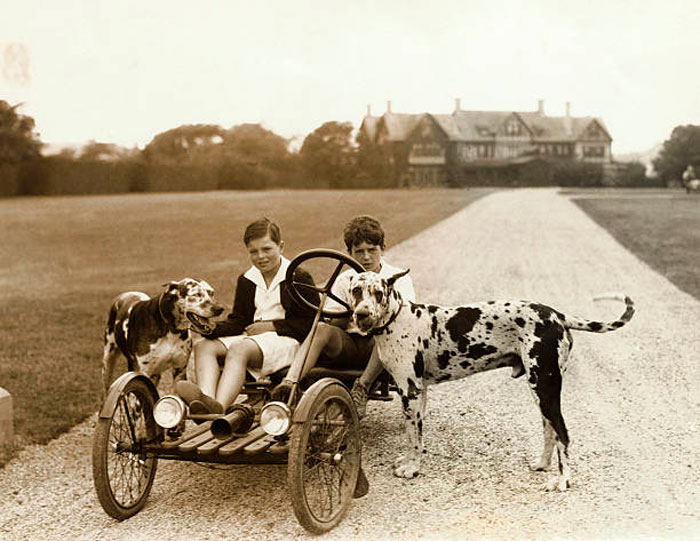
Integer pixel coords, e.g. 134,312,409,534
274,268,321,340
204,275,254,339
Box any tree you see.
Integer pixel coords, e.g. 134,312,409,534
78,140,138,161
217,123,293,189
221,123,290,165
143,124,226,163
0,100,42,163
355,127,392,187
652,125,700,185
299,121,356,188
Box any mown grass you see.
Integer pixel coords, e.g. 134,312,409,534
0,188,492,465
569,190,700,300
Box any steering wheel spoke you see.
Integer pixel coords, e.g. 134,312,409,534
286,249,365,318
291,280,327,294
325,291,351,310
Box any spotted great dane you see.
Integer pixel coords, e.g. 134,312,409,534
348,270,634,491
102,278,225,391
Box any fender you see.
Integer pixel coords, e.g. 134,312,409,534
99,371,160,419
292,377,350,423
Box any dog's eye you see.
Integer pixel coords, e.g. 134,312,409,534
374,291,383,303
351,287,362,299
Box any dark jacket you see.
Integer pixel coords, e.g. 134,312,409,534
205,267,318,343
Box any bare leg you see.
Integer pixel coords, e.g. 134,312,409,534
286,322,344,382
194,339,226,398
215,339,262,409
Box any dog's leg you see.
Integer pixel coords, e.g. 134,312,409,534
392,377,426,479
527,375,571,491
531,417,556,471
101,330,121,392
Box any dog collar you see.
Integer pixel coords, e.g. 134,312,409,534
370,300,403,336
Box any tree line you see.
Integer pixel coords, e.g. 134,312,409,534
2,99,699,195
1,100,378,195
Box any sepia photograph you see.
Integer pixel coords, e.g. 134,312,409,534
1,1,698,539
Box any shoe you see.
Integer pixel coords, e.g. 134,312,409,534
270,380,293,403
350,380,369,419
176,381,224,415
353,466,369,498
189,397,224,415
175,380,203,404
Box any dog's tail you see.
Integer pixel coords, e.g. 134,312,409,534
562,294,635,333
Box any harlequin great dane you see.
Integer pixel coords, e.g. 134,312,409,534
348,270,634,492
102,278,225,391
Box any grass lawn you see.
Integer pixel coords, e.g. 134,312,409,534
0,188,492,464
569,190,700,300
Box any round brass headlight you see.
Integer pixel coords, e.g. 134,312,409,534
260,401,291,436
153,395,186,429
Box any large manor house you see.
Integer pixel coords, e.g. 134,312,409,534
359,99,613,187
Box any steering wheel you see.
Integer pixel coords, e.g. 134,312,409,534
286,249,365,318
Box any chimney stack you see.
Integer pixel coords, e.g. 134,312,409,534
564,101,572,135
455,98,461,112
366,104,372,117
386,100,392,114
537,99,545,115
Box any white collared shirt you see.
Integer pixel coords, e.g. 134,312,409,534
243,256,291,321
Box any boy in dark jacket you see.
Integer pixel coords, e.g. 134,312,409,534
178,218,316,414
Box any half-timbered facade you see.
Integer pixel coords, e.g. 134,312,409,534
359,100,613,187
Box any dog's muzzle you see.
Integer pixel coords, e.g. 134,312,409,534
352,308,377,334
186,312,216,334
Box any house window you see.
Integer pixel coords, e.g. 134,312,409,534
583,145,605,157
506,119,521,136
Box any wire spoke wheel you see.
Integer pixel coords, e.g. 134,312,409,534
288,383,361,533
93,378,158,519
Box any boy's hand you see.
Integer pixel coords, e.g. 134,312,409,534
244,321,275,335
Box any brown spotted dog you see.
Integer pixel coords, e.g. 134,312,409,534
347,270,634,492
102,278,225,391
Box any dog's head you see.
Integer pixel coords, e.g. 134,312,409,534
163,278,225,334
348,269,409,334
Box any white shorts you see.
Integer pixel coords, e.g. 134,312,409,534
218,332,299,378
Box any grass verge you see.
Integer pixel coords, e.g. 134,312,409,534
570,190,700,300
0,188,492,466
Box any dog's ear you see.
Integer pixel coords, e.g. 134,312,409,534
163,281,180,292
386,269,410,287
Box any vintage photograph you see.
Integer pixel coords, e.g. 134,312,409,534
1,1,698,539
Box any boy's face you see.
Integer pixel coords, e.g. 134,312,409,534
350,241,383,273
247,235,283,275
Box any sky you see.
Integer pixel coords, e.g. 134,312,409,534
1,0,699,155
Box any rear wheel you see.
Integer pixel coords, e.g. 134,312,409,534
93,378,159,520
287,383,361,533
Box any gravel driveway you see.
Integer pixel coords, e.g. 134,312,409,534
1,188,698,540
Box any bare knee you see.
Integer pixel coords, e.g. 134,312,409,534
195,338,223,357
225,338,262,366
314,322,343,354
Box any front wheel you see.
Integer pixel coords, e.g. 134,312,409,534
287,383,361,533
92,377,159,520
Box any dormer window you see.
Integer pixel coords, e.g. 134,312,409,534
506,119,521,136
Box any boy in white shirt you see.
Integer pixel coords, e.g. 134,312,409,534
282,215,415,418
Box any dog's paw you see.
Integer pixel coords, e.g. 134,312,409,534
530,459,550,472
392,455,420,479
541,476,570,492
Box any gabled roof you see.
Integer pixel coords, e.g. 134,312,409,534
380,113,423,141
359,115,380,141
363,107,611,143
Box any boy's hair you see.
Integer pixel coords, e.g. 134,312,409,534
243,218,282,245
343,215,385,251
